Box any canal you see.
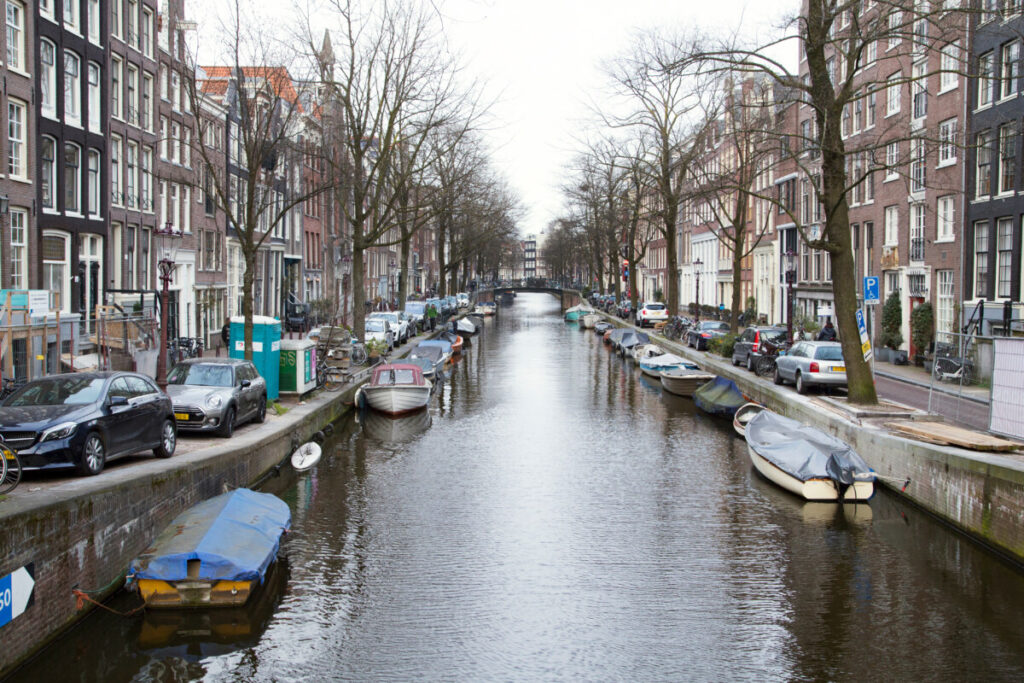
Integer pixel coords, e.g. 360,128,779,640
11,293,1024,682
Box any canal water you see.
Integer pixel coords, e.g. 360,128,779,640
12,294,1024,682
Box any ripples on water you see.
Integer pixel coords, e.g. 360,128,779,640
13,294,1024,682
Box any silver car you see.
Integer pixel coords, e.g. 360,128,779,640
773,341,847,394
365,319,395,350
165,359,267,437
369,311,411,344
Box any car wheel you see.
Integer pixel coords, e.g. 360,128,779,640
219,405,236,438
154,419,177,458
255,395,267,423
796,372,808,395
746,355,754,371
774,367,785,385
77,432,106,476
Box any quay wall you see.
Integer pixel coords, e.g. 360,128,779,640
0,385,357,675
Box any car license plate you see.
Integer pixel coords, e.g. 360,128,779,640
833,366,845,372
2,448,14,461
175,412,190,421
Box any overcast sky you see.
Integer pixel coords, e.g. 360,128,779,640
191,0,798,238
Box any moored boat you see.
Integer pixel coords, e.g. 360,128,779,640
439,331,464,353
744,410,875,502
618,330,650,356
291,442,322,471
416,339,454,364
456,318,477,335
632,343,665,362
408,344,445,379
659,368,716,397
594,321,614,335
582,312,601,328
639,353,696,378
130,488,291,608
693,376,746,417
362,363,433,415
732,402,765,437
606,328,627,347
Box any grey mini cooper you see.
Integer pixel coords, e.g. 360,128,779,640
165,359,267,437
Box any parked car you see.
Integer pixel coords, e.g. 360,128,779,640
637,302,668,327
774,341,847,394
732,326,788,370
617,301,633,319
456,292,470,308
404,301,427,332
365,318,396,350
0,372,176,476
166,359,267,438
369,311,412,344
686,321,730,350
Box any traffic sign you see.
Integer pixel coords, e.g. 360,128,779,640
856,309,873,361
864,276,880,305
0,563,35,629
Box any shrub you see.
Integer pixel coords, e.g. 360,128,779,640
653,288,664,303
709,332,737,359
880,290,903,350
911,302,934,360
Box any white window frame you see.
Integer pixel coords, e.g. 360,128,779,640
936,195,955,243
999,122,1017,196
886,72,901,117
142,146,153,212
938,118,957,166
1001,41,1019,100
87,0,99,44
127,0,138,48
940,42,960,93
142,7,153,57
160,116,168,159
9,208,27,289
977,131,993,198
88,61,101,133
937,270,955,334
40,0,54,21
142,72,153,132
884,205,899,247
40,39,57,119
126,64,138,127
42,136,58,211
64,142,82,215
110,134,122,207
111,0,121,39
975,221,990,298
885,141,900,181
126,141,138,208
42,230,72,313
6,0,26,74
111,55,123,120
64,50,81,125
63,0,79,33
978,52,995,109
87,148,101,219
997,217,1014,298
6,98,27,180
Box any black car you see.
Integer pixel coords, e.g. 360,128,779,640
732,326,788,370
686,321,730,350
0,372,176,476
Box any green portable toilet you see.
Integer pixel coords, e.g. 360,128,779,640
229,315,282,399
279,338,317,396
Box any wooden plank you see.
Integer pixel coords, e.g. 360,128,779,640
885,420,1023,452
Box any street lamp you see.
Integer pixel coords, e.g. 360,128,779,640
693,258,703,319
155,223,182,389
784,249,797,344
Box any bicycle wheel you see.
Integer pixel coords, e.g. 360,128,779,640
755,355,775,378
351,345,368,365
0,445,21,495
324,370,343,392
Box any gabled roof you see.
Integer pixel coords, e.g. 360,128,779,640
199,66,302,112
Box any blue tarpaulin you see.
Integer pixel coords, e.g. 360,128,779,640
694,376,746,417
131,489,290,583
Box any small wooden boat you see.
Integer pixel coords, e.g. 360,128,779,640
361,407,432,442
291,442,322,471
417,339,453,364
639,353,697,378
594,321,614,335
362,363,432,415
618,330,651,356
732,402,765,437
582,312,601,328
130,489,290,608
408,344,445,378
564,304,595,322
745,411,875,502
659,368,716,396
439,331,464,354
456,318,477,335
694,376,746,417
606,328,626,346
632,343,665,363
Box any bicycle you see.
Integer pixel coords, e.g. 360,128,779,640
756,339,788,379
0,377,25,402
933,355,975,385
0,438,22,495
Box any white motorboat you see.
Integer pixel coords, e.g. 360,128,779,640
360,363,432,415
744,411,875,502
582,312,601,328
658,368,716,397
639,353,696,378
632,344,665,363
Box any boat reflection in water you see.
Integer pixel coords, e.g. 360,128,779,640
136,558,289,659
359,406,432,443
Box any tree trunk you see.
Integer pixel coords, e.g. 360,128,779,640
352,240,366,342
664,204,679,316
399,236,411,310
241,250,256,362
730,245,743,334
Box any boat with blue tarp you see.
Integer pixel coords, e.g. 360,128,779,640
129,488,291,608
693,376,747,417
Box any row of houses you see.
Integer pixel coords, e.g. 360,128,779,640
629,3,1024,352
0,0,448,364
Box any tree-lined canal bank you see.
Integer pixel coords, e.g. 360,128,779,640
9,294,1024,681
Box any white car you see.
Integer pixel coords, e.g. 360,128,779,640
364,319,395,350
368,311,411,344
637,302,668,327
456,292,470,308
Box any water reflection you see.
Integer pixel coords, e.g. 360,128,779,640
10,293,1024,682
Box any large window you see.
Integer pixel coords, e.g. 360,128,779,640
64,51,81,124
937,270,955,335
142,72,153,131
910,137,926,194
6,1,24,71
42,232,71,312
885,140,899,180
126,141,138,208
88,149,101,218
42,137,57,210
87,0,98,42
6,99,26,179
41,40,57,118
938,118,957,165
111,0,121,38
62,0,79,32
977,131,993,198
9,208,26,289
978,52,995,108
88,61,101,132
1001,41,1019,99
886,72,901,116
127,65,138,126
937,196,955,242
127,0,137,48
999,122,1017,195
884,205,899,246
110,135,121,206
940,42,960,92
997,217,1014,298
910,203,925,262
911,61,927,122
975,222,990,298
111,55,122,119
64,143,81,214
142,7,153,56
142,146,153,211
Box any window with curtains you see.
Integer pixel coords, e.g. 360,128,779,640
41,40,57,118
88,61,101,132
978,52,995,108
6,1,25,71
977,131,993,197
88,149,101,218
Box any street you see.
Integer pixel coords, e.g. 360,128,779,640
874,374,990,432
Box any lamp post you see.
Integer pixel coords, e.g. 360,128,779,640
693,258,703,319
155,223,182,390
784,249,797,344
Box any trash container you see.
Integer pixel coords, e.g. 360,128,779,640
280,339,317,396
229,315,282,400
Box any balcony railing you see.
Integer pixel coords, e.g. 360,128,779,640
910,237,925,262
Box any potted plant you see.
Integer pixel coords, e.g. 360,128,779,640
911,302,934,367
364,338,389,359
878,290,903,361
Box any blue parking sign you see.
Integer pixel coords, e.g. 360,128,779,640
864,276,880,305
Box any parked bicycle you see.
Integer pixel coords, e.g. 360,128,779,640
169,337,204,365
933,355,975,385
315,327,369,391
0,437,22,495
663,316,690,342
757,338,789,379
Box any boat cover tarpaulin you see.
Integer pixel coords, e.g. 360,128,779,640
456,318,476,334
693,376,745,416
418,339,452,354
619,331,651,349
746,411,872,485
642,353,694,369
131,488,291,583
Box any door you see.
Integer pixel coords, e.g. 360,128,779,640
126,375,163,447
103,377,139,454
78,234,103,335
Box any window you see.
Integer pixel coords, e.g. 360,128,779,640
125,225,135,288
1001,42,1020,99
127,0,137,47
111,0,121,38
158,3,168,51
64,51,81,124
866,90,876,128
126,65,138,125
111,55,122,120
40,40,58,118
886,72,901,116
142,7,153,56
937,270,954,334
159,179,167,226
110,135,122,206
171,71,180,111
182,129,190,167
64,143,81,213
40,0,53,20
885,141,900,180
937,196,955,242
88,61,101,132
142,73,153,131
910,137,926,194
940,42,960,92
87,0,98,42
938,118,957,165
182,187,191,232
88,149,100,218
160,66,168,100
886,271,900,299
997,218,1013,298
160,116,168,159
42,232,71,313
887,10,902,50
911,61,927,122
63,0,79,31
126,141,138,208
978,52,995,108
6,1,25,71
171,122,180,163
910,203,925,261
9,208,26,289
42,137,57,210
999,122,1016,195
139,227,150,287
975,222,990,298
977,131,993,197
6,99,26,179
142,147,153,211
884,205,899,246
